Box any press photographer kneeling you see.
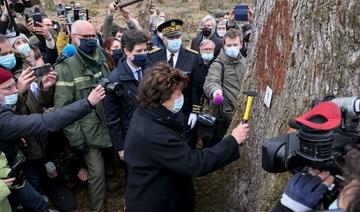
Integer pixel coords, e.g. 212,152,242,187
262,99,360,212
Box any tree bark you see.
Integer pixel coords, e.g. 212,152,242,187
195,0,360,211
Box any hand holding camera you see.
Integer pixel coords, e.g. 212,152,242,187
231,123,250,145
41,70,57,91
17,67,36,94
87,85,106,107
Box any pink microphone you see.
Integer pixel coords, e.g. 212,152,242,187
213,94,224,105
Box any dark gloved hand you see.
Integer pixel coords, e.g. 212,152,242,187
280,170,334,212
72,143,89,155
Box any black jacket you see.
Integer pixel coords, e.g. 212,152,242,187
124,106,240,212
191,32,223,60
103,58,148,151
148,47,203,115
0,99,92,164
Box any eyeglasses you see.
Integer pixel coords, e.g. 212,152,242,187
72,33,97,40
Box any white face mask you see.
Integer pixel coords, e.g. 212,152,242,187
217,30,226,37
4,93,18,106
171,94,184,113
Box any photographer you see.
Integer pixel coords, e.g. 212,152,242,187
124,62,250,212
102,2,142,41
54,20,112,212
103,29,149,161
0,67,105,211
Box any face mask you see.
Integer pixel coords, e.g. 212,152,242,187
79,39,98,55
112,48,123,62
217,30,226,37
328,198,338,210
4,93,18,106
0,53,16,70
17,43,32,56
167,38,182,53
171,94,184,113
202,27,212,37
131,53,147,68
225,46,240,58
201,52,214,62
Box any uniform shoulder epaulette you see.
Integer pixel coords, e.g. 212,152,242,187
185,48,199,55
149,47,161,54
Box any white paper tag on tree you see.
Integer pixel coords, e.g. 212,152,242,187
264,86,273,108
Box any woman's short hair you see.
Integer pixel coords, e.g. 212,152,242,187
138,62,188,108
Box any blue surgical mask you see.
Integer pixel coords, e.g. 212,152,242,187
201,52,214,62
225,46,240,58
17,43,32,55
167,38,182,53
131,53,147,68
217,30,226,38
171,94,184,113
328,198,339,210
79,39,98,55
4,94,18,106
0,53,16,70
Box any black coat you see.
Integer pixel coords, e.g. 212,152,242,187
124,106,240,212
103,58,149,151
0,99,92,164
148,47,203,115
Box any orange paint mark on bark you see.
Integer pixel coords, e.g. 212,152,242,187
255,0,292,97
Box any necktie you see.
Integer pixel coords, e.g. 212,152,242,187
168,53,174,67
135,69,142,81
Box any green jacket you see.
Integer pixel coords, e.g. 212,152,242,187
0,152,12,212
54,48,112,148
203,49,247,122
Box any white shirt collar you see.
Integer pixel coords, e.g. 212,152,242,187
166,49,180,67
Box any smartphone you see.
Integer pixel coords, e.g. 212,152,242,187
234,5,248,21
32,63,51,78
33,13,43,27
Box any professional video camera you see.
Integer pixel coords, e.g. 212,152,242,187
96,78,123,97
262,96,360,206
1,0,32,14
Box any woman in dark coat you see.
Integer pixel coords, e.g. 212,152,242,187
124,62,250,212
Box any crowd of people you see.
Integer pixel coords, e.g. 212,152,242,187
0,0,358,212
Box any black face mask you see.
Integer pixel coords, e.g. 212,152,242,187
79,39,98,55
112,48,123,62
202,27,212,37
243,32,251,43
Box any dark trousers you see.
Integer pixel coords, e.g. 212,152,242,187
9,180,47,212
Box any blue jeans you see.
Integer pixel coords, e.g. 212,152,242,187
9,180,47,212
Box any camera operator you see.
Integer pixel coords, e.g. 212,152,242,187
0,66,105,211
102,2,142,41
54,20,112,212
124,62,250,212
272,149,360,212
191,15,223,60
103,29,149,161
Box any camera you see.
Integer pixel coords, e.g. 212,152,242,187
234,4,248,21
198,113,217,127
32,63,51,78
5,0,32,13
96,78,123,96
262,96,360,174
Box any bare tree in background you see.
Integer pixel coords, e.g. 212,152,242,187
195,0,360,211
43,0,55,10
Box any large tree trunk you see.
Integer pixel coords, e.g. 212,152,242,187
195,0,360,211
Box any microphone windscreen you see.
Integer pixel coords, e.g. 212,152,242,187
213,94,224,105
62,44,76,57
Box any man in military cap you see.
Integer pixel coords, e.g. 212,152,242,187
148,19,204,148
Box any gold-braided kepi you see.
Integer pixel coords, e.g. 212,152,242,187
157,19,183,36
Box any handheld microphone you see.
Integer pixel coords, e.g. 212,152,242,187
52,44,76,68
213,94,224,106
